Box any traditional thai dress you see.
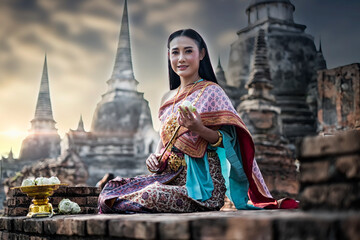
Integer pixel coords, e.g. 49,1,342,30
98,80,298,213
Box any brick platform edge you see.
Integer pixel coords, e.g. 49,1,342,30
297,130,360,210
4,187,100,216
0,210,359,240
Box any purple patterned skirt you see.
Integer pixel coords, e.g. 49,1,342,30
98,153,226,213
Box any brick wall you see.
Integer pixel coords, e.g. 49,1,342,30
297,130,360,210
4,186,100,217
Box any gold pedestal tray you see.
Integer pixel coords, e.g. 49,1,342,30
12,183,68,218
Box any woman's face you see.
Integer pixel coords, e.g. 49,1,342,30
169,36,205,81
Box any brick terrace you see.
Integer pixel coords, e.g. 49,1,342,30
1,210,359,240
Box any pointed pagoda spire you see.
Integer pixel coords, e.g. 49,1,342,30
34,54,54,121
215,57,227,87
244,29,275,102
110,0,137,86
76,115,85,132
315,37,327,70
8,148,14,161
246,29,273,89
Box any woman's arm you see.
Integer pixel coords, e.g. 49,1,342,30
155,139,164,154
146,139,163,171
178,107,219,144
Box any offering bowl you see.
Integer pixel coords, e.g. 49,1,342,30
11,184,67,218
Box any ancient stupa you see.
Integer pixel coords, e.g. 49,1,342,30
238,29,299,198
19,55,61,161
63,0,158,185
226,0,327,142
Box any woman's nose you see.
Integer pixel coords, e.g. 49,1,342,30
178,52,185,62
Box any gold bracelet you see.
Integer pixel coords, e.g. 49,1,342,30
147,165,158,173
210,131,223,147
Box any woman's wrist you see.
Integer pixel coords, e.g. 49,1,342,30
193,125,219,144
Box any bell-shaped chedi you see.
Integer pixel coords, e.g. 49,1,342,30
62,0,158,186
91,0,152,137
19,55,61,161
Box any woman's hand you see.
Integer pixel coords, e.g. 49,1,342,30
146,153,160,171
178,106,220,144
178,107,204,132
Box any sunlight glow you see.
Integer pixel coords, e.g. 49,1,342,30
0,129,28,139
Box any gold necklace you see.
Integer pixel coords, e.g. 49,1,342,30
170,79,202,113
164,79,202,138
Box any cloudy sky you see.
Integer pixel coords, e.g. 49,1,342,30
0,0,359,157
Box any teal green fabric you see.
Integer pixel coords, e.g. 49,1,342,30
185,125,260,209
185,153,214,201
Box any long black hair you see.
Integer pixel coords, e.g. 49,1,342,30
167,29,218,90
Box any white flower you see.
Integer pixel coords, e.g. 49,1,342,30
35,177,51,185
70,202,81,214
21,179,35,187
59,199,82,214
59,199,73,214
48,176,61,185
180,100,196,112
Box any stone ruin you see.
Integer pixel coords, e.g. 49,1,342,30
3,150,88,197
237,29,298,199
317,63,360,134
298,130,360,211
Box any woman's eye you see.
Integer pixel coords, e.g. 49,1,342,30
185,50,192,53
172,51,178,55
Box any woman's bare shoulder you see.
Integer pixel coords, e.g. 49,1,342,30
160,89,178,105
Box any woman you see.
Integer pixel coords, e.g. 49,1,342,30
98,29,298,213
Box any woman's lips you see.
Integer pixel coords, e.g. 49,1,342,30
178,65,188,71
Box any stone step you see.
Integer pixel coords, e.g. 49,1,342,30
0,211,358,240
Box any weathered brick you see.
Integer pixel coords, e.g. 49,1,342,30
3,207,9,216
300,183,359,210
340,215,360,240
66,187,91,196
49,197,63,206
8,207,28,216
87,218,107,236
55,218,72,235
327,183,358,209
13,188,26,197
300,161,330,183
23,219,43,234
43,218,58,235
53,186,67,195
336,154,360,179
60,218,76,236
85,207,98,214
67,197,87,206
1,231,9,240
87,196,98,206
191,218,227,240
299,130,360,159
276,218,338,240
16,233,30,240
13,217,26,231
0,217,13,231
30,236,49,240
69,218,86,236
108,219,156,239
93,187,101,195
6,198,16,207
158,220,189,240
300,185,328,209
226,217,272,240
16,196,31,206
